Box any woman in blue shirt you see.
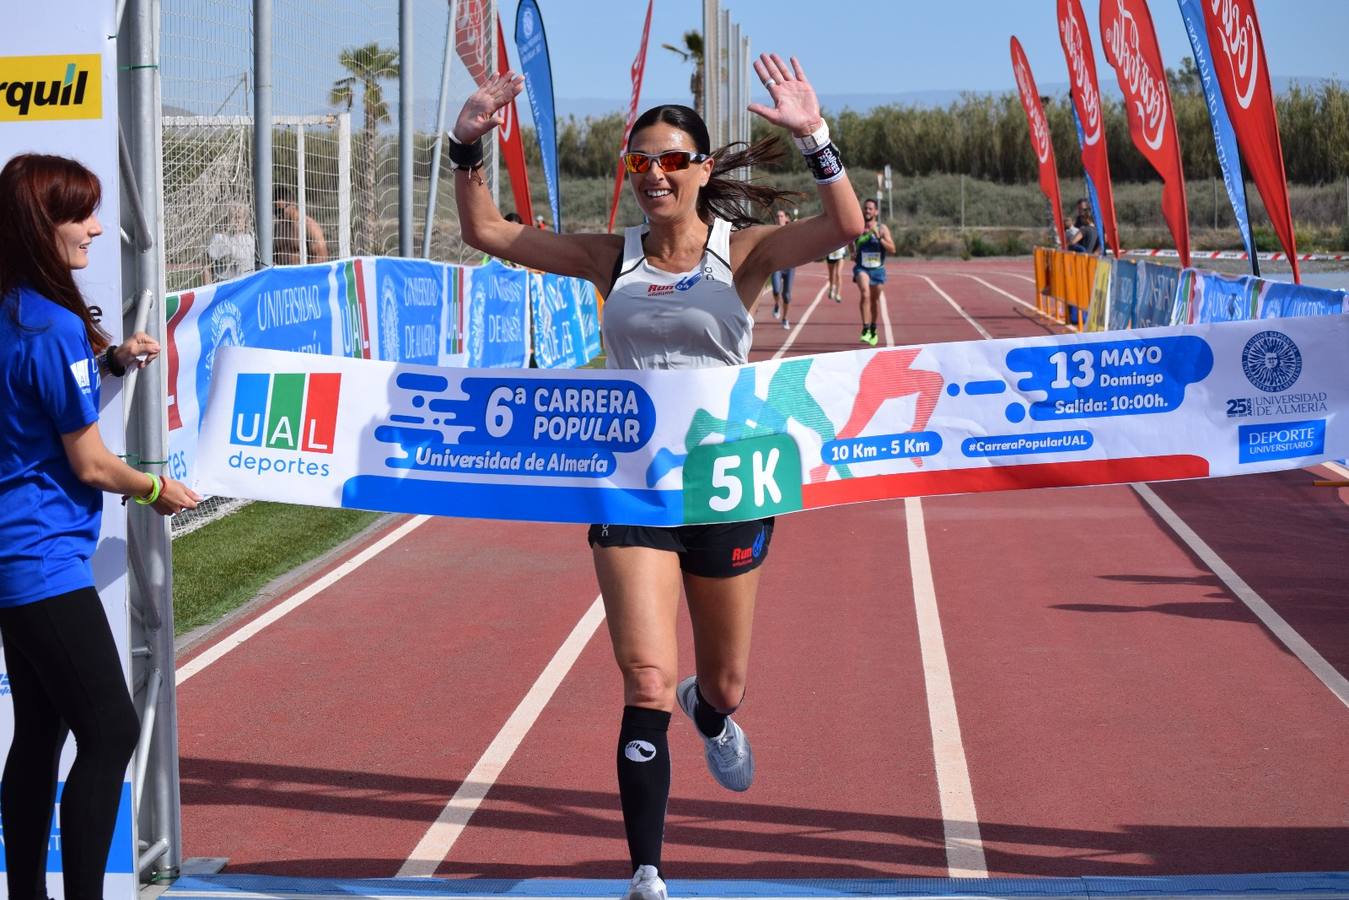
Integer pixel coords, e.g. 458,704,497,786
0,153,199,900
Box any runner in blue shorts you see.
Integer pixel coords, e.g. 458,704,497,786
852,197,895,346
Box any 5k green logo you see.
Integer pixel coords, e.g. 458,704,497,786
683,434,802,523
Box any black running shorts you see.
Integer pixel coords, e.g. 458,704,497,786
587,518,775,578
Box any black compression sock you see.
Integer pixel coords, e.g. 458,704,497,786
693,683,730,738
617,706,671,873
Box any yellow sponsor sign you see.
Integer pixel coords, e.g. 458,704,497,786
0,54,101,122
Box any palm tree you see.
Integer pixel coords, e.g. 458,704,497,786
661,30,704,116
330,43,399,253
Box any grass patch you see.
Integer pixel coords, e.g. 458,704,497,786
172,502,380,636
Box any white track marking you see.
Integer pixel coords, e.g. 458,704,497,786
772,281,829,359
1319,460,1349,480
398,595,608,875
176,515,431,685
914,274,993,340
1132,484,1349,709
905,497,988,877
960,273,1044,317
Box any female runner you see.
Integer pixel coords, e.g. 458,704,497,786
451,53,863,900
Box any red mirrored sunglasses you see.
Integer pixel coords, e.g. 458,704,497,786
621,150,710,174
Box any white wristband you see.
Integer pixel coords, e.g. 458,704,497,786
793,120,830,153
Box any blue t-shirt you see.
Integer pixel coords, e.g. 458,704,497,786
0,287,103,606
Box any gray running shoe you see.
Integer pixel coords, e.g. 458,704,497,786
676,676,754,792
624,866,667,900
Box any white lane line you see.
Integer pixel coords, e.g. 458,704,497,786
1319,459,1349,480
904,497,988,878
176,515,431,686
1132,483,1349,709
914,274,993,340
959,273,1043,316
772,281,830,360
398,594,608,876
879,288,895,346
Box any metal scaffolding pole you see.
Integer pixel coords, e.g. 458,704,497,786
399,0,414,257
253,0,273,265
126,0,181,881
702,0,719,145
422,0,458,259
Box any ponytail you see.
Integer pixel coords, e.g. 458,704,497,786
699,137,803,230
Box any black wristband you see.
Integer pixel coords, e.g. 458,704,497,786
103,346,126,378
448,135,484,170
804,142,845,185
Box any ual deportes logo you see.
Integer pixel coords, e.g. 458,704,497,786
228,372,341,477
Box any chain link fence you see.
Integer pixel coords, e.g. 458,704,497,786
161,0,495,533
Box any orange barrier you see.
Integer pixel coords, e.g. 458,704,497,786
1034,246,1099,327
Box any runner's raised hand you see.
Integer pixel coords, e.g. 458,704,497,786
452,71,524,143
747,54,823,137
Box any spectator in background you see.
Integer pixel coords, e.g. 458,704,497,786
1073,198,1100,254
203,201,256,283
769,208,795,330
534,214,550,231
1065,225,1087,252
273,185,329,265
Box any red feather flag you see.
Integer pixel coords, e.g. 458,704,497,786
1099,0,1191,267
1201,0,1300,281
1010,37,1067,248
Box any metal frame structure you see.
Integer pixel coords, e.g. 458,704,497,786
119,0,489,882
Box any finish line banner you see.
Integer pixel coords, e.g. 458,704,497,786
196,315,1349,526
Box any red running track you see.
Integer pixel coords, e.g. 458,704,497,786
174,257,1349,881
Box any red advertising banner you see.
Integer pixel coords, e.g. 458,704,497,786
1201,0,1300,282
454,0,490,86
1057,0,1121,257
496,15,534,221
607,0,654,233
1010,36,1066,248
1099,0,1191,267
455,0,534,221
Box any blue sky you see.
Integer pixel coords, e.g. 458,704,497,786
494,0,1347,113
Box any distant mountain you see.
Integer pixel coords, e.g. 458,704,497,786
540,75,1340,121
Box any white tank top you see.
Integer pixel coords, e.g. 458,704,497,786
603,217,752,370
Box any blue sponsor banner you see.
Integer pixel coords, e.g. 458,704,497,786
1258,280,1349,319
530,272,584,369
466,261,530,369
1177,0,1258,274
1133,260,1180,328
373,258,445,366
1192,270,1258,323
515,0,561,232
576,278,602,360
195,262,336,423
532,272,602,369
1108,259,1139,330
1238,419,1326,463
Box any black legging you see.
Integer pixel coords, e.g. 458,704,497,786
0,587,140,900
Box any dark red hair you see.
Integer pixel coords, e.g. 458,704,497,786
0,153,110,353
